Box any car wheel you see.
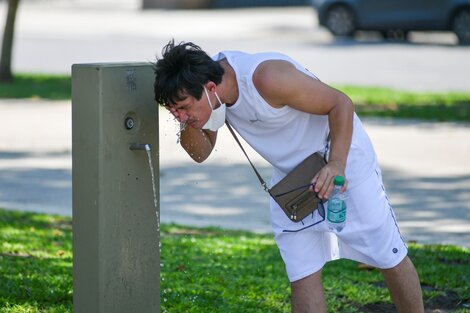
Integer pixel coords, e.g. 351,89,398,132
452,8,470,44
325,5,356,37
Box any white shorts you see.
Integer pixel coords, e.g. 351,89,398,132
270,167,408,282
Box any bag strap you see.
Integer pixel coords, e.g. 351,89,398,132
225,121,270,193
225,120,330,193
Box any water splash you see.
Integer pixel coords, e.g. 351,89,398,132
176,120,187,144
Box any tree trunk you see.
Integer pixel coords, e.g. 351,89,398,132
0,0,21,82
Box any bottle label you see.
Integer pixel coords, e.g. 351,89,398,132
327,199,346,223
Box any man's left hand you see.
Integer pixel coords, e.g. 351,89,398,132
309,160,347,199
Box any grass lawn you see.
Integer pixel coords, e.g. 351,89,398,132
0,74,70,100
339,85,470,122
0,209,469,312
1,74,470,122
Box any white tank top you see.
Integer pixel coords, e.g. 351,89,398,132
213,51,377,188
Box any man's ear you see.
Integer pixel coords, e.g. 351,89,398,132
206,81,217,92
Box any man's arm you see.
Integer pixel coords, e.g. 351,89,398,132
179,126,217,163
253,60,354,199
166,104,218,163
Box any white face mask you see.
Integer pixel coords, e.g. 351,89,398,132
202,87,226,131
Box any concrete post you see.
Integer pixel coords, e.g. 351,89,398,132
72,63,160,313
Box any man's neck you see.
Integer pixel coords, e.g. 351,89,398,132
218,59,239,107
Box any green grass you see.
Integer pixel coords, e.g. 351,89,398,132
1,74,470,121
0,209,72,312
337,85,470,122
0,74,70,100
1,209,469,312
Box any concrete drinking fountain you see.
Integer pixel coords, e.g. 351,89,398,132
72,63,160,313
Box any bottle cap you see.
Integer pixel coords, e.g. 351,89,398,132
333,176,345,186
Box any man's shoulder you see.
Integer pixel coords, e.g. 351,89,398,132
217,51,291,63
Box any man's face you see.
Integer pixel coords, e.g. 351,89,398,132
166,93,211,129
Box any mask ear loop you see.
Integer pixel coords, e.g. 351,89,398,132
203,87,214,111
214,92,223,109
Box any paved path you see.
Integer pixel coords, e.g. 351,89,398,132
1,100,469,248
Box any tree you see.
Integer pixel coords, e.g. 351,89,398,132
0,0,20,82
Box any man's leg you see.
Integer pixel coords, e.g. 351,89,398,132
291,270,327,313
380,256,424,313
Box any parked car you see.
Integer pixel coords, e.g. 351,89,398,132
311,0,470,44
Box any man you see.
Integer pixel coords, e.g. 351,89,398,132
154,40,424,313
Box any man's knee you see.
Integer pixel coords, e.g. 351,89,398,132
291,270,326,313
380,255,414,275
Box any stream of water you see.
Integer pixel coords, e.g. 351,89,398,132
145,146,160,232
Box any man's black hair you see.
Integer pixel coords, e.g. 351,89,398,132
154,40,224,106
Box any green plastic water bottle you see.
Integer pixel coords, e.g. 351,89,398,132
327,176,347,232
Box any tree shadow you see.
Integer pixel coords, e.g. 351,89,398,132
160,162,273,233
160,161,470,246
380,167,470,246
1,144,468,247
0,151,71,215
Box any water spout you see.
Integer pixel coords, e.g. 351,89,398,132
129,143,151,151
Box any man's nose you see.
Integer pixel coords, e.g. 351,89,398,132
169,107,181,116
174,110,189,123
